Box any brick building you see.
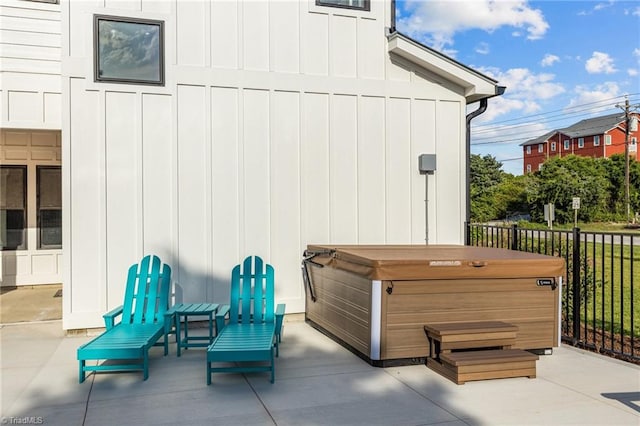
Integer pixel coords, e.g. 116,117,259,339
521,112,639,173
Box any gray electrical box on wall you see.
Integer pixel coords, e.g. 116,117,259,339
419,154,437,174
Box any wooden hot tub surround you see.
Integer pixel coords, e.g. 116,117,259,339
303,245,565,367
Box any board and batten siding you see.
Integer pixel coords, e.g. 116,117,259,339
62,0,468,329
0,0,62,129
1,0,62,287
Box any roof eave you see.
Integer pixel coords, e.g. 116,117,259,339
387,32,503,103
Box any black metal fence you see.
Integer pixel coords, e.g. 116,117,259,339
466,223,639,364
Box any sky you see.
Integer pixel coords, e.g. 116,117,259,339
396,0,640,175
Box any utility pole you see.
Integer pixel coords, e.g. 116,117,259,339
615,96,639,223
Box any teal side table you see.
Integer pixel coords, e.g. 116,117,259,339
166,303,219,357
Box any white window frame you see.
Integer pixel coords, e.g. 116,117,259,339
526,164,532,173
593,135,600,146
526,146,531,155
578,138,584,148
551,142,556,152
538,144,544,153
564,140,570,150
605,135,612,145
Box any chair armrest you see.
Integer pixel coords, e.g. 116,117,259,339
275,303,286,340
215,305,230,333
103,305,124,330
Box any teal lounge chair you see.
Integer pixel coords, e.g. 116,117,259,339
77,255,172,382
206,256,285,384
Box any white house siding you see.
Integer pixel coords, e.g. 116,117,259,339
0,0,61,128
61,0,474,330
0,0,62,286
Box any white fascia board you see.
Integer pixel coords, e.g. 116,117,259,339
388,33,499,103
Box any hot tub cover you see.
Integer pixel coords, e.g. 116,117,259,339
306,245,565,281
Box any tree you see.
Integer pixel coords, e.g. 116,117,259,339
631,159,640,219
495,174,528,218
470,154,505,222
526,155,609,223
600,154,640,220
599,154,626,219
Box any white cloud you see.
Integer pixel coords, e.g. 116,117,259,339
472,66,565,121
628,69,638,77
585,51,617,74
580,0,614,15
397,0,549,51
472,97,530,123
594,1,614,12
565,82,621,113
482,67,565,100
475,42,490,55
634,48,640,59
541,54,560,67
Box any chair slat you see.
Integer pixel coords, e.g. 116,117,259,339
143,256,161,323
229,264,241,325
155,263,171,322
121,263,138,325
132,255,152,324
241,256,254,322
264,265,275,323
254,257,265,323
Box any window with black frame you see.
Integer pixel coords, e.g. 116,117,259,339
316,0,370,11
94,15,164,85
0,166,27,251
37,166,62,249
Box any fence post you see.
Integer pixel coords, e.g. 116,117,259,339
465,222,470,246
572,227,581,343
511,224,518,250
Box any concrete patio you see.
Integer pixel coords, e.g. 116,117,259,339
1,317,639,426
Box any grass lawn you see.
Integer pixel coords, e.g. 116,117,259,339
578,241,639,340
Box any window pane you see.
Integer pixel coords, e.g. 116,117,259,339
1,166,27,250
39,167,61,208
95,16,164,85
40,210,62,248
37,166,62,249
317,0,369,10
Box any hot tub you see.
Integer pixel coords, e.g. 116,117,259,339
303,245,565,366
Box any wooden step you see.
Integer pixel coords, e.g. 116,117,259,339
424,321,518,357
427,349,538,385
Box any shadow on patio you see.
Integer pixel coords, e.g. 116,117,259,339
1,318,639,425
